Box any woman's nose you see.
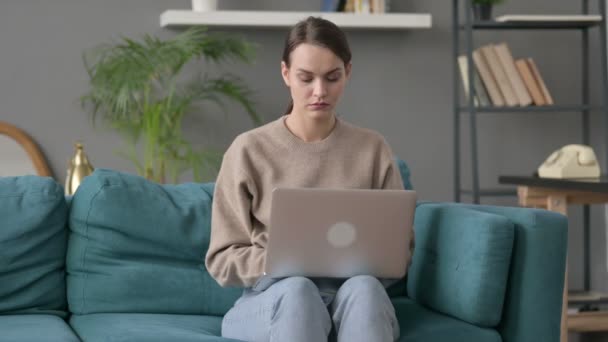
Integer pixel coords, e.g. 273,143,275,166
313,79,328,98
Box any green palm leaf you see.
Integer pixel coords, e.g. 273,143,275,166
81,27,258,182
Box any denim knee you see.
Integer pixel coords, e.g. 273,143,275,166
339,275,385,298
276,277,318,293
271,277,332,338
333,275,399,341
273,277,322,307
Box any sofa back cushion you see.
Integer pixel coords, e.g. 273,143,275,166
67,169,241,316
0,176,68,317
407,204,515,327
394,158,413,190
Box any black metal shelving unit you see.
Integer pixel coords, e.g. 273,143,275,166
453,0,608,204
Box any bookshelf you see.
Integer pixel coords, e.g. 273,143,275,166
453,0,608,340
160,10,432,30
453,0,608,205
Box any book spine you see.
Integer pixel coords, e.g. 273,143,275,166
458,55,480,107
473,49,505,106
473,68,491,107
527,58,554,105
494,43,533,106
480,45,519,107
361,0,371,13
515,59,545,106
345,0,354,12
321,0,339,12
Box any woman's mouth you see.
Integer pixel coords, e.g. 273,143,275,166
309,102,330,110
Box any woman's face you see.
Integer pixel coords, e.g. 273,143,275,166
281,43,351,120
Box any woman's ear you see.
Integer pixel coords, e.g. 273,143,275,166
281,61,291,87
345,62,352,80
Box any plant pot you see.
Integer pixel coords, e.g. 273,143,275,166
192,0,218,12
472,4,493,21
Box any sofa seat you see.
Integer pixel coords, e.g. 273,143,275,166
393,297,501,342
0,315,80,342
69,313,241,342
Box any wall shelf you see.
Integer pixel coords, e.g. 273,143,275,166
160,10,432,30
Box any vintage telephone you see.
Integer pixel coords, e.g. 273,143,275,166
538,144,601,179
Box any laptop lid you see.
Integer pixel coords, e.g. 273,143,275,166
264,187,416,279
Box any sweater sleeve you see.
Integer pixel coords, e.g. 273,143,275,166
379,138,415,270
379,140,405,191
205,142,265,288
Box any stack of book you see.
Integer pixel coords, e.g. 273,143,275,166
322,0,391,14
458,42,554,107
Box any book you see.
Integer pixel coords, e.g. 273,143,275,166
457,56,478,106
515,59,545,106
480,45,519,106
473,49,505,106
321,0,341,12
527,58,554,105
351,0,370,13
458,56,491,107
370,0,384,13
493,43,533,106
371,0,388,13
495,15,602,22
472,64,491,107
360,0,371,14
344,0,355,12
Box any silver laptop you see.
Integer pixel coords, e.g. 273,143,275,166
264,187,417,279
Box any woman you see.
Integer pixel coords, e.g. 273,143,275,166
205,16,413,342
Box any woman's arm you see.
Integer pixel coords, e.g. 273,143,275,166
379,139,405,191
205,143,265,288
379,140,415,264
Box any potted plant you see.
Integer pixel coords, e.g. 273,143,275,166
82,28,260,183
472,0,504,21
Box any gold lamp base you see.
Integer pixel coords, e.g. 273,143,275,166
65,142,94,195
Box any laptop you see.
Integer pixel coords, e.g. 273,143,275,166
264,187,417,279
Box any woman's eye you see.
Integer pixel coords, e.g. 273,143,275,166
327,74,341,82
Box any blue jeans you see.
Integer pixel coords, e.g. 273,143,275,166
221,275,400,342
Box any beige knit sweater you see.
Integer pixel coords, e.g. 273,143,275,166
205,115,407,288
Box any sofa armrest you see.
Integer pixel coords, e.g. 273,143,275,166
412,202,567,342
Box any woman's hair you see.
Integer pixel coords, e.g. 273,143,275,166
282,16,352,115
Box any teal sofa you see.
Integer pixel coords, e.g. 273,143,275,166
0,160,567,342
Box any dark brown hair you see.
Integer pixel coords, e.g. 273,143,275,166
282,16,352,115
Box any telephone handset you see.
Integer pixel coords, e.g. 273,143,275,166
538,144,601,179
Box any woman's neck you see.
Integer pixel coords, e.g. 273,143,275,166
284,112,337,143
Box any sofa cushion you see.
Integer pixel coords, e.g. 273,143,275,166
0,176,68,317
67,169,242,316
457,204,567,342
393,297,501,342
394,158,413,190
0,315,80,342
69,313,240,342
407,205,514,327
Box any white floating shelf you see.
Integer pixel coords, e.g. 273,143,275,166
160,10,432,30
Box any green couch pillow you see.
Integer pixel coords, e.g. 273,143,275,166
407,204,514,327
67,169,241,316
0,176,68,317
